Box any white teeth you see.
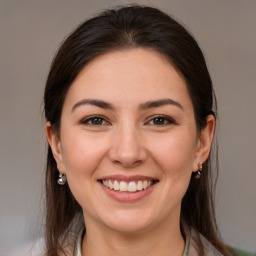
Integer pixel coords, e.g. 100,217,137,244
109,180,113,189
102,179,154,192
143,180,148,189
113,180,119,190
120,181,128,192
137,180,143,191
128,181,137,192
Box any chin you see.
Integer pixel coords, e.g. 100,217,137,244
108,221,152,235
100,209,158,234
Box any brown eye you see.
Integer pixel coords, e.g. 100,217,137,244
153,117,166,125
90,117,104,125
81,115,109,126
147,115,177,126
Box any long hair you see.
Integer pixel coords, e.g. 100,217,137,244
44,5,231,256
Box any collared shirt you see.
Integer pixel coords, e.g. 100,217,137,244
74,228,191,256
28,226,224,256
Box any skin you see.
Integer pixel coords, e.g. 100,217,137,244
47,48,215,256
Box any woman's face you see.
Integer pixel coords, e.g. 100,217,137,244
48,48,212,234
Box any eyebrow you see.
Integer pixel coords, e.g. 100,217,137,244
71,98,183,112
139,98,183,110
71,99,115,112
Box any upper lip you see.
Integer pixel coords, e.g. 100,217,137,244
98,175,158,182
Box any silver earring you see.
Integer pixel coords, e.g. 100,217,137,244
57,171,67,185
195,162,203,179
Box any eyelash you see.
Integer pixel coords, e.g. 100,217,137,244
80,115,177,127
80,115,110,126
145,115,177,126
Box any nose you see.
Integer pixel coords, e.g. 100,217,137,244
108,124,147,168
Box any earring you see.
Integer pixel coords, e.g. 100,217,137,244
57,171,67,185
195,162,203,179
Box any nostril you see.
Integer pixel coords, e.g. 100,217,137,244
108,133,147,167
112,159,143,168
109,150,146,167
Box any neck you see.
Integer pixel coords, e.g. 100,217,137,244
81,217,185,256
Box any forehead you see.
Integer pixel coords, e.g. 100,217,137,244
76,48,183,84
64,48,192,109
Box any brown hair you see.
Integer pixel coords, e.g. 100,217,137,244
44,5,231,256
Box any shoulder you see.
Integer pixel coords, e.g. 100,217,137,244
231,248,256,256
188,229,255,256
26,238,45,256
27,223,83,256
199,235,223,256
26,238,74,256
188,229,223,256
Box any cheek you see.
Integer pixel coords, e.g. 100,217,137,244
61,132,106,174
151,130,197,176
60,132,108,199
149,128,197,202
60,133,109,209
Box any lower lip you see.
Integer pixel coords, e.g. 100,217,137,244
99,182,156,202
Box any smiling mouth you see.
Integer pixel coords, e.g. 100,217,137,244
100,179,157,192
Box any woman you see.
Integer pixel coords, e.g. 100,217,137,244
43,5,234,256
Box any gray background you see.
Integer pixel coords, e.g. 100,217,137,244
0,0,255,255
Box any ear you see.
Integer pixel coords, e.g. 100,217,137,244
192,115,215,172
46,121,66,173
